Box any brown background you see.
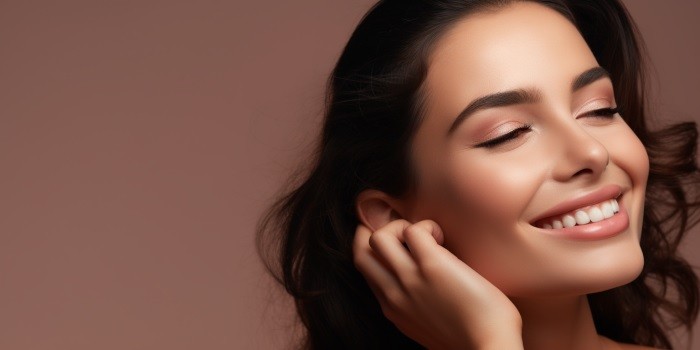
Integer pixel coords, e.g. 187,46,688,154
0,1,698,349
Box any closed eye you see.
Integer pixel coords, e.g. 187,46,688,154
581,106,620,119
474,124,532,148
473,106,618,149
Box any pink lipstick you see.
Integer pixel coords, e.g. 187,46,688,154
531,184,629,240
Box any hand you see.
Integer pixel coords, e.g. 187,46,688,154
352,219,523,350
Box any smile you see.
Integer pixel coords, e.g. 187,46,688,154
534,198,620,229
530,184,630,240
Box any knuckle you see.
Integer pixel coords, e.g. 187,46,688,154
382,287,404,306
403,225,421,240
414,219,445,243
416,219,438,232
386,219,410,234
417,258,443,277
368,230,387,248
398,272,421,292
367,233,380,249
418,218,438,226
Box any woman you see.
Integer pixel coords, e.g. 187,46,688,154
256,0,700,349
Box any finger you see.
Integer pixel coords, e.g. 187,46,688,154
412,219,444,245
403,222,445,264
352,223,401,302
368,220,419,281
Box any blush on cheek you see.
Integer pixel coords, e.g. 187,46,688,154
631,140,649,185
622,133,649,238
429,170,524,256
612,125,649,186
440,162,535,224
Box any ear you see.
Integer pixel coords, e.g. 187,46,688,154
355,189,411,232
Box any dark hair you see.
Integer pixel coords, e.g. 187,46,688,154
256,0,700,348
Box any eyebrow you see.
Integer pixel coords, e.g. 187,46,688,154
446,66,611,136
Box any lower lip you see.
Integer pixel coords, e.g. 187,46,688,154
535,201,629,240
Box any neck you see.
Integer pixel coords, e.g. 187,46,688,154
511,294,607,350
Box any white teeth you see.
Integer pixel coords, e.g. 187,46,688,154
574,210,590,225
601,202,614,218
562,215,576,228
588,207,604,222
538,198,620,229
552,220,563,229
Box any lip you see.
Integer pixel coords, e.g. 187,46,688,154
536,198,629,240
529,184,624,225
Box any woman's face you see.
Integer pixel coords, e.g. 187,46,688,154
407,2,649,297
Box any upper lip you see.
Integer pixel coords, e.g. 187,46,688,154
529,184,624,224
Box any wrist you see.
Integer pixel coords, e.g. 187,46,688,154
478,336,524,350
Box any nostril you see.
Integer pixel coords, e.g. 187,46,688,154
572,168,594,177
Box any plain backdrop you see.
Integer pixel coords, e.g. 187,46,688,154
0,1,698,349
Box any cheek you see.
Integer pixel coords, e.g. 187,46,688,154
424,152,544,272
588,118,649,187
439,152,543,224
611,128,649,187
605,125,649,233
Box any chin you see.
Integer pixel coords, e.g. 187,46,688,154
500,239,645,298
566,242,645,296
583,244,645,294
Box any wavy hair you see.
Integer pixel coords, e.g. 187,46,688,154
256,0,700,348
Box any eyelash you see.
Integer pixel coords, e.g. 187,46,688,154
588,106,620,118
474,124,533,148
474,106,620,149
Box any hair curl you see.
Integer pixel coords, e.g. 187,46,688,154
256,0,700,348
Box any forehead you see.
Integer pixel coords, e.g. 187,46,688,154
422,1,599,117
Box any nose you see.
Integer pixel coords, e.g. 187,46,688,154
550,120,610,182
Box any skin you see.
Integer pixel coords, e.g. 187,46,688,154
353,2,654,350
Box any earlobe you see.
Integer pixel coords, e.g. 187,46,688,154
355,189,407,231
